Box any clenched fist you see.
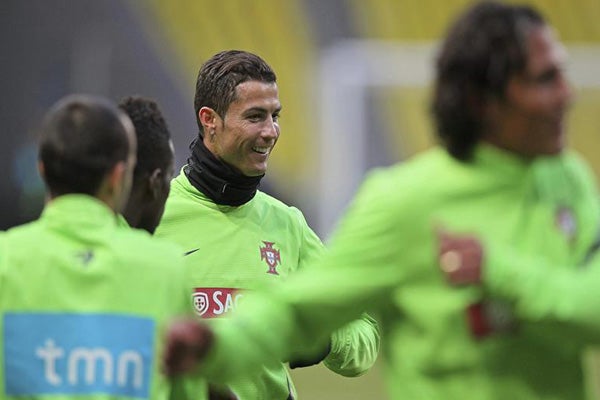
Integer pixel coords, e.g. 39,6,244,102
437,230,483,285
163,319,214,376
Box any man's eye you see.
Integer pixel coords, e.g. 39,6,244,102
535,69,559,85
538,74,554,83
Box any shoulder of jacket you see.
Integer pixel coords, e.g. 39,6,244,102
254,190,297,212
115,228,183,259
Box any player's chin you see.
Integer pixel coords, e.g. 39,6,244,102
243,154,269,175
538,137,566,156
243,164,268,177
538,126,566,155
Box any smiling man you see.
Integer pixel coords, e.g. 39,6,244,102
155,50,379,399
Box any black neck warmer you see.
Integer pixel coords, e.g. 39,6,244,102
185,138,264,206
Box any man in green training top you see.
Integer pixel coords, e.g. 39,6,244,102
154,50,380,399
0,94,197,400
161,2,600,399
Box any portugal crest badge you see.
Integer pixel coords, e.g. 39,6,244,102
260,241,281,275
555,206,577,242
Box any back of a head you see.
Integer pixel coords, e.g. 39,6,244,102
118,96,173,185
193,50,277,136
39,94,133,198
432,1,545,161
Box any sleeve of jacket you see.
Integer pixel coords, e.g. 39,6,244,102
290,203,381,376
324,312,380,376
484,241,600,333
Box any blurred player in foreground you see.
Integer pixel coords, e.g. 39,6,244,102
0,94,196,399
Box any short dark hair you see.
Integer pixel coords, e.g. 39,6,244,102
431,1,545,161
118,96,173,184
193,50,277,136
39,94,131,197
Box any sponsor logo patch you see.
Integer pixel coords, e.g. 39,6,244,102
3,312,154,397
192,288,243,318
260,241,281,275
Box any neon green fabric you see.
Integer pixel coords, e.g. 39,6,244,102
201,145,600,399
0,194,196,400
155,171,380,399
485,246,600,333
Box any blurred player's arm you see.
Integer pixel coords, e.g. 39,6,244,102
438,231,600,333
288,209,380,375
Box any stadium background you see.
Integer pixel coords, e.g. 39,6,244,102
1,1,599,398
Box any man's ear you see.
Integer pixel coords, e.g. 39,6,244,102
108,161,127,191
95,161,128,211
106,161,128,204
148,168,163,200
199,107,218,133
37,161,45,180
37,161,52,203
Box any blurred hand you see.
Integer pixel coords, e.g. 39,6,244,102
437,230,483,285
163,319,214,377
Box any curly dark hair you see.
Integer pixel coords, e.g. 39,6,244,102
118,96,172,184
431,1,544,161
193,50,276,137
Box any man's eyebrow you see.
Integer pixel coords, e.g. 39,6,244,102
526,63,563,81
244,107,267,113
243,106,282,114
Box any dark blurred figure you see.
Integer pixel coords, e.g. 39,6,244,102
118,96,175,233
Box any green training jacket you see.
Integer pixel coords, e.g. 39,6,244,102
155,171,380,399
200,144,600,399
0,195,195,400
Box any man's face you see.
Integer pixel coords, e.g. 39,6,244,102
161,140,176,200
484,25,573,158
205,80,281,176
147,140,175,233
